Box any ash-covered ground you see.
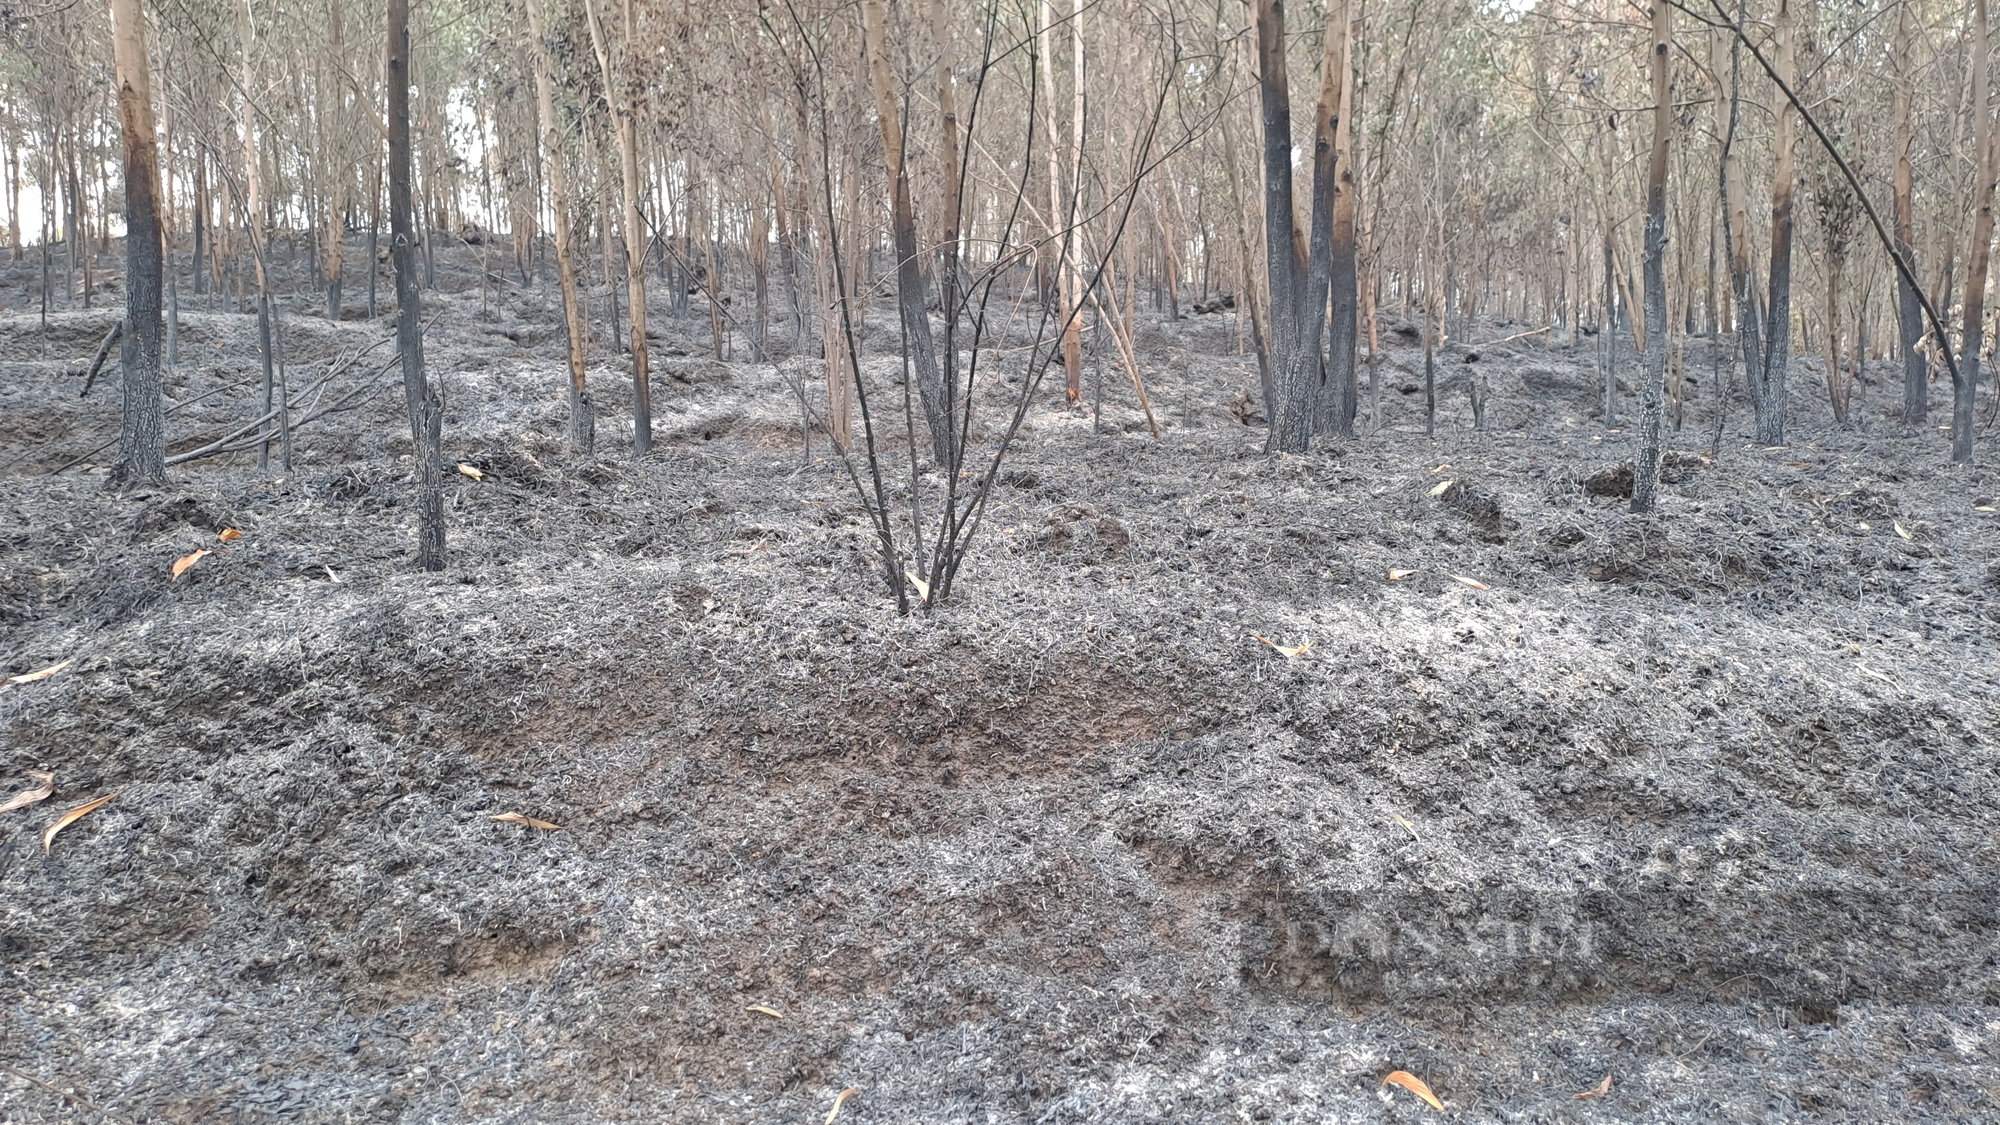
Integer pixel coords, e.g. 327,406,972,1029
2,249,1998,1123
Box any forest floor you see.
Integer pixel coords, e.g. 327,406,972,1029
2,249,1999,1124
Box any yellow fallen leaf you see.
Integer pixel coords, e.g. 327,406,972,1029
1452,575,1490,590
43,793,116,855
1572,1074,1612,1100
745,1004,785,1019
1894,521,1913,540
1427,479,1455,498
4,657,75,687
1388,569,1415,581
170,549,210,581
904,570,931,602
458,463,484,481
1,770,55,813
1252,634,1311,657
824,1088,859,1124
1382,1070,1444,1111
490,811,561,830
218,528,244,542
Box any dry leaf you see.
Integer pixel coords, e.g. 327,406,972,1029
458,463,484,481
1388,569,1415,581
1427,479,1455,498
1252,635,1312,658
1382,1070,1444,1111
745,1004,785,1019
324,565,341,583
218,528,244,542
1452,575,1490,590
1894,521,1913,540
1390,812,1420,841
1432,463,1450,473
1573,1074,1612,1100
824,1088,859,1124
1976,505,1997,512
170,549,210,581
43,793,116,855
4,657,75,687
490,811,561,830
904,570,931,602
0,771,55,813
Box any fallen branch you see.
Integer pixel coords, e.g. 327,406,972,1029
79,320,124,398
1479,325,1553,348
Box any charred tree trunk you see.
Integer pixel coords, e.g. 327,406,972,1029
1893,0,1926,426
1958,0,1995,464
525,0,593,456
862,0,953,466
389,0,444,570
1757,0,1797,446
932,0,964,449
1633,0,1671,513
584,0,651,456
1257,0,1329,453
1719,0,1763,442
109,0,166,487
1318,0,1359,438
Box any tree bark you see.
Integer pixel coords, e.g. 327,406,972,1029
1958,0,1995,463
931,0,963,448
862,0,954,465
109,0,166,486
1758,0,1797,446
583,0,651,456
1257,0,1330,453
524,0,593,456
1718,0,1763,442
324,0,349,321
1633,0,1670,513
1061,0,1085,404
389,0,444,570
1318,0,1358,438
1893,0,1925,425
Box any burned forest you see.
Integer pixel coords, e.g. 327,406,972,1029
3,0,2000,1120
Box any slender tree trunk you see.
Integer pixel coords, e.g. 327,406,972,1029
1060,0,1084,403
1958,0,1995,463
1603,228,1618,425
1893,7,1925,428
193,149,207,295
750,199,770,362
1759,0,1797,446
5,130,18,259
367,144,381,319
1221,117,1275,422
109,0,166,486
1634,0,1671,512
1257,0,1328,452
525,0,593,455
583,0,651,456
932,0,963,449
1319,0,1358,438
861,0,953,465
389,0,444,570
1719,0,1763,441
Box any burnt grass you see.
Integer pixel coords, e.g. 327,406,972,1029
3,251,1999,1123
